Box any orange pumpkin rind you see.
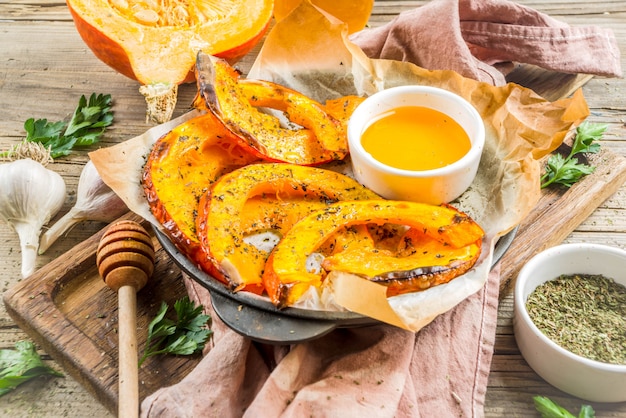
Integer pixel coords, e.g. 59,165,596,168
273,0,373,34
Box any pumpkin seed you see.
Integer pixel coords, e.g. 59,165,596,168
133,8,160,24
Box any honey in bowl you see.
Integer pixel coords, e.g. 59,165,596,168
347,85,485,204
360,106,471,171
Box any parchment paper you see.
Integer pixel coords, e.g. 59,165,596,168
89,2,589,332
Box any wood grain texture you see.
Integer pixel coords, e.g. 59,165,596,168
3,214,200,415
498,148,626,295
1,1,625,417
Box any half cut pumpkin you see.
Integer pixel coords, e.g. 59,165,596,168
66,0,274,123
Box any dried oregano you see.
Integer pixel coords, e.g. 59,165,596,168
526,274,626,365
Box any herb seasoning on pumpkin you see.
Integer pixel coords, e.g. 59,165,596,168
526,274,626,365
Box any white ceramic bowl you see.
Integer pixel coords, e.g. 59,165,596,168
514,243,626,402
347,85,485,205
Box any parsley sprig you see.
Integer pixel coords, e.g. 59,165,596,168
540,122,606,189
0,340,63,397
5,93,114,159
139,297,212,366
533,395,595,418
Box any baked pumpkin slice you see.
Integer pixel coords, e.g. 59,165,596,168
323,95,366,138
196,163,380,293
322,226,482,297
263,200,485,308
142,111,259,276
195,52,348,165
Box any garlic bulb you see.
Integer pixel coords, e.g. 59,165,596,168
39,159,128,254
0,158,66,277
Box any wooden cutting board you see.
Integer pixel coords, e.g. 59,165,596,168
3,213,201,414
4,68,626,415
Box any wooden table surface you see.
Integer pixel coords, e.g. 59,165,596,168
1,1,625,416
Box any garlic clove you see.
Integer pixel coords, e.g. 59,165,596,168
37,207,87,254
39,160,128,254
13,221,42,278
0,158,66,277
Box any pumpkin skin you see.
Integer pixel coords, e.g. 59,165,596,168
66,0,274,122
263,200,485,307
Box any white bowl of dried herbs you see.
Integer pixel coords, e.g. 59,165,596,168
514,243,626,403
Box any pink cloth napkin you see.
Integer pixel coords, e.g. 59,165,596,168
140,1,621,416
142,266,500,417
351,0,621,85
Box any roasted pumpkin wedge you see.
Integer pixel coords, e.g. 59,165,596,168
322,228,482,297
263,200,485,307
321,95,366,147
315,224,374,257
196,163,380,292
323,95,366,132
238,79,350,155
142,112,259,276
195,52,348,165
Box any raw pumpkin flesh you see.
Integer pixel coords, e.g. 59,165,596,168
195,52,349,165
263,200,485,307
66,0,274,123
142,111,259,277
195,163,380,292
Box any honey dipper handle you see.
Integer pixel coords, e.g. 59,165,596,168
118,285,139,418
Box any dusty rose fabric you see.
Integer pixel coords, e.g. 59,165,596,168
140,1,621,416
141,266,500,417
350,0,622,85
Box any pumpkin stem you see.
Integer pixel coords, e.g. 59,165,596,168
139,82,178,124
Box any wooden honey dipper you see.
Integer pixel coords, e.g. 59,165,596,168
96,220,155,418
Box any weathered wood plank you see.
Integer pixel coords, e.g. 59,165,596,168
0,1,71,21
498,150,626,295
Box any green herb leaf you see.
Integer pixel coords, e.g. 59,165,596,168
533,396,577,418
174,297,211,332
139,297,212,366
540,122,606,189
146,302,176,341
533,396,595,418
578,405,596,418
0,341,63,397
13,93,113,159
63,93,113,139
541,154,596,188
570,122,606,156
24,118,66,144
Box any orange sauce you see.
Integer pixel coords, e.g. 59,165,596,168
360,106,471,171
